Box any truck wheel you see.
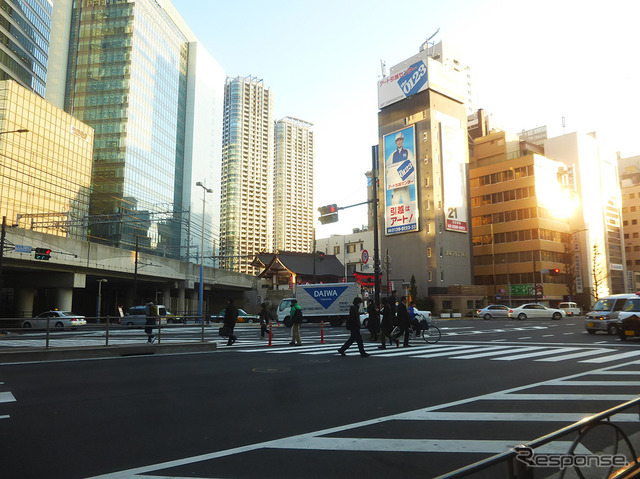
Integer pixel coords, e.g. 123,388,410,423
329,317,343,327
283,316,292,328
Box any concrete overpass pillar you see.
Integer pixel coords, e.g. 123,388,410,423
162,285,171,308
177,284,185,315
55,288,74,312
15,288,35,318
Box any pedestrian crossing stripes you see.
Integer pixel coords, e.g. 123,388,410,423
238,341,640,364
87,358,640,479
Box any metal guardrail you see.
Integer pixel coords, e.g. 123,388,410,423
0,314,227,348
436,397,640,479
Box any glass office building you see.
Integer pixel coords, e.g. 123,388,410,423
0,80,93,237
0,0,51,98
62,0,190,254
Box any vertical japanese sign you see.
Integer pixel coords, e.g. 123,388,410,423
436,111,468,233
383,125,418,235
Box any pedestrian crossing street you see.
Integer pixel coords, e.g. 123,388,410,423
237,340,640,365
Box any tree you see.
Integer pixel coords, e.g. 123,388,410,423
409,275,417,302
591,241,609,301
563,241,576,301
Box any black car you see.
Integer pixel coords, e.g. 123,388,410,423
619,313,640,340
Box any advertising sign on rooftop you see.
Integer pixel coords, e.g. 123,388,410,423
378,56,466,109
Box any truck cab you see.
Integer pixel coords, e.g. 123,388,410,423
278,298,295,326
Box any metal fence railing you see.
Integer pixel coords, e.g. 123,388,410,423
0,314,230,349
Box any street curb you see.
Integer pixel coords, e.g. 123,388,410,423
0,342,218,363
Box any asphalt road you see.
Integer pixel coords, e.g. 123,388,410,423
1,318,639,479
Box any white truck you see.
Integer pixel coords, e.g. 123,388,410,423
277,282,359,327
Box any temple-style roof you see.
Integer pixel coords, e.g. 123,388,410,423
251,251,344,282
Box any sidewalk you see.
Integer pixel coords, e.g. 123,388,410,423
0,341,217,363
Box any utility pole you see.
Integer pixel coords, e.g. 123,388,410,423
312,228,317,284
533,255,537,303
133,236,139,304
372,145,381,307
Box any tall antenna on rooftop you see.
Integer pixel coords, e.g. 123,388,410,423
380,60,387,78
420,28,440,56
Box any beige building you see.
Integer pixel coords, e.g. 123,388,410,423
220,76,274,274
377,46,472,299
619,155,640,291
273,117,314,253
470,128,572,307
0,80,93,237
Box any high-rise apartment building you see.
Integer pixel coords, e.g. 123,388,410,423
0,80,93,237
0,0,51,98
273,117,313,253
46,0,224,262
220,76,274,274
377,45,472,297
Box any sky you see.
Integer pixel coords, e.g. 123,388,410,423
171,0,640,238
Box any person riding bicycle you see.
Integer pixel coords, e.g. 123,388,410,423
409,301,420,337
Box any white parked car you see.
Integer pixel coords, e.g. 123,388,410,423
558,301,581,316
22,310,87,329
360,308,431,328
477,304,510,320
508,303,566,321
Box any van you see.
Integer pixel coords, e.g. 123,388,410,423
558,302,581,316
119,304,172,326
584,294,637,335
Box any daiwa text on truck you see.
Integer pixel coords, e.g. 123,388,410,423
277,282,359,327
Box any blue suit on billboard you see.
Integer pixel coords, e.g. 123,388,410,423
391,148,411,164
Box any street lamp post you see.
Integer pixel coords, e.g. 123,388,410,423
196,181,213,324
96,279,107,323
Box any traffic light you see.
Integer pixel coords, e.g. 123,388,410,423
550,268,560,276
318,204,339,224
316,251,325,262
34,248,51,260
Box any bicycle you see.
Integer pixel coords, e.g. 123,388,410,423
419,316,441,344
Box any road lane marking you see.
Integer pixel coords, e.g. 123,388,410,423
537,349,613,362
451,346,544,359
492,347,579,361
0,391,15,403
581,350,640,363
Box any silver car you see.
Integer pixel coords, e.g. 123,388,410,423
22,310,87,329
508,303,565,321
477,304,510,320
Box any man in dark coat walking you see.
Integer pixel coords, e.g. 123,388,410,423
337,297,369,357
397,295,412,347
223,299,238,346
379,296,399,349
